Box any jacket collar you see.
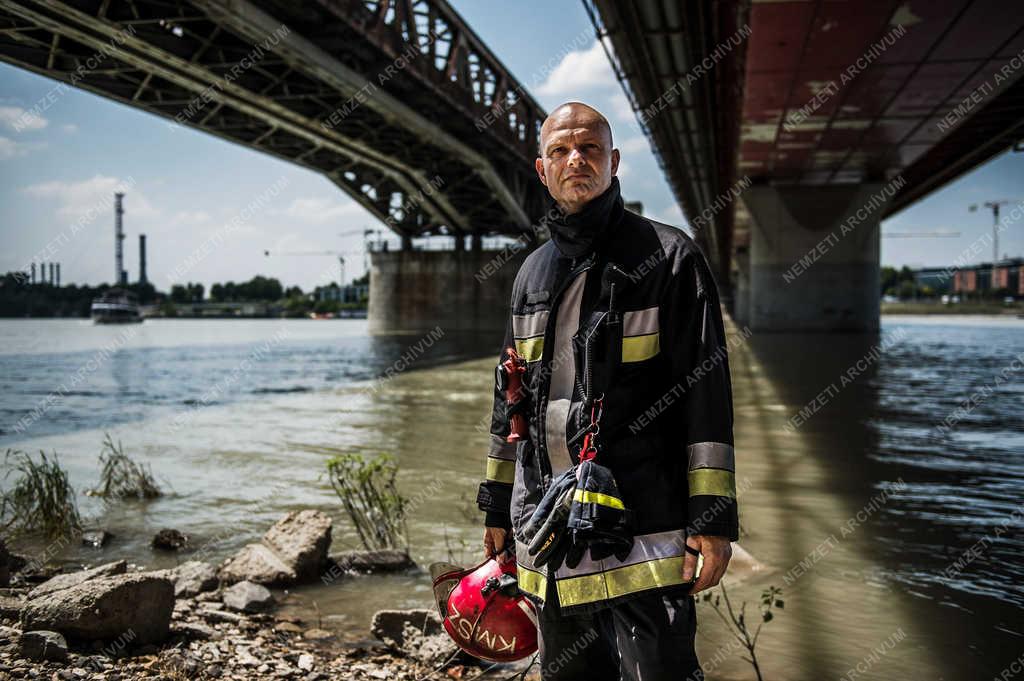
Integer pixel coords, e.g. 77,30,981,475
548,176,624,259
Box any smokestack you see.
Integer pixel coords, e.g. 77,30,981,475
56,263,60,288
115,192,125,286
48,262,54,285
30,262,35,284
139,234,147,284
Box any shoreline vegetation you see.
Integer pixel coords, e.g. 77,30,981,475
881,301,1022,315
0,273,368,319
1,441,779,680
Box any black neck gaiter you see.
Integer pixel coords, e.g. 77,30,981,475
548,177,624,259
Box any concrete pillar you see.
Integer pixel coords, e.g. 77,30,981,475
742,183,887,332
368,249,527,334
471,232,483,252
401,233,413,251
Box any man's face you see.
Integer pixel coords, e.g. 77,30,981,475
535,107,620,215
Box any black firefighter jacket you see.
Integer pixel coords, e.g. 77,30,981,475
477,181,738,615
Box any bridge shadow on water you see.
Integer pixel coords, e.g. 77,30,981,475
711,314,993,681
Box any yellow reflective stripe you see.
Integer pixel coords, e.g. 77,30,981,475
573,489,625,510
688,468,736,498
517,564,547,599
555,555,688,606
486,457,515,484
622,332,659,362
514,336,544,363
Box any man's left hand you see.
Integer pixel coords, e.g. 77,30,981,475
682,534,732,594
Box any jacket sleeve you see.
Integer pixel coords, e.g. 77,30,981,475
662,246,739,541
476,313,516,530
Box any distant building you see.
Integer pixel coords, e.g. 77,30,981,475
317,283,369,304
913,268,951,294
951,257,1024,297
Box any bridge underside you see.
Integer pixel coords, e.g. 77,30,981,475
588,0,1024,331
0,0,550,243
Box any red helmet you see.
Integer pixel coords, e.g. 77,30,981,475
430,557,538,662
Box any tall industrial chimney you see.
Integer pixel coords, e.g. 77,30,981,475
48,262,54,285
56,263,60,287
139,234,147,284
30,262,35,284
115,192,126,285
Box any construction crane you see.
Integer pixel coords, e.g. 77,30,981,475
969,199,1024,268
263,250,360,287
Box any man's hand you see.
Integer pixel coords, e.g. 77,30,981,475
683,534,732,594
483,526,511,564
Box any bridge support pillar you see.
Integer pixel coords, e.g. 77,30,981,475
368,249,526,334
741,183,887,331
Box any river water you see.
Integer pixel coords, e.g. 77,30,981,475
0,316,1021,679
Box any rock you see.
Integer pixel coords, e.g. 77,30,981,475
725,542,769,584
297,652,314,671
200,608,245,625
218,544,296,586
0,538,10,587
80,529,114,548
18,630,68,662
370,609,455,665
0,594,25,619
28,560,127,599
170,561,218,598
260,510,332,581
329,549,416,575
21,573,173,644
171,622,216,640
302,628,335,641
218,510,332,586
152,528,188,551
222,581,275,613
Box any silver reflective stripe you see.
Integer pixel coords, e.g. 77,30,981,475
513,309,549,340
488,433,516,461
687,442,735,472
553,528,688,578
544,272,587,476
623,306,659,336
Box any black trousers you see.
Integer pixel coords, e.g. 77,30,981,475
535,578,704,681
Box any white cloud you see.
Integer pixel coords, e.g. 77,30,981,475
23,175,157,220
281,196,362,224
537,40,614,97
0,136,46,159
617,136,650,154
0,136,22,159
170,210,212,225
0,105,48,132
535,38,638,128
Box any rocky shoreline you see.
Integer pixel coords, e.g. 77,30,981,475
0,510,515,680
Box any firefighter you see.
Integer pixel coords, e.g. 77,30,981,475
477,102,738,680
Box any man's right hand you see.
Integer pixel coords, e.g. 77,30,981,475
483,526,510,564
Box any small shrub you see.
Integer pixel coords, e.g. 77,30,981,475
87,433,162,499
325,453,408,551
701,582,783,681
0,449,82,540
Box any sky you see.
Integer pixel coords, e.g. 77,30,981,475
1,1,1023,292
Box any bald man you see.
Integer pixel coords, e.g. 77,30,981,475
477,102,737,680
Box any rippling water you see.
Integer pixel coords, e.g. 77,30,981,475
0,315,1020,678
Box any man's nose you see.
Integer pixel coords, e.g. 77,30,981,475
566,147,587,166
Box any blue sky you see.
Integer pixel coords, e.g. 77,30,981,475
1,0,1022,291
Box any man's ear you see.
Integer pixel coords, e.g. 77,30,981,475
535,157,548,187
611,148,620,177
